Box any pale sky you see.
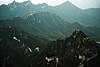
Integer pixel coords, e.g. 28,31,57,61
0,0,100,9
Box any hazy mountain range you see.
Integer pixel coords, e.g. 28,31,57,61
0,0,100,40
0,0,100,67
0,12,100,41
0,0,100,26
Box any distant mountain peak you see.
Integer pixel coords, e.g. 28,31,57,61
58,1,79,9
73,28,85,36
37,3,48,8
65,1,71,3
41,3,48,5
8,0,18,7
62,1,73,5
9,0,33,7
13,0,16,2
70,28,87,41
22,0,33,6
73,28,86,36
27,0,32,3
12,0,17,4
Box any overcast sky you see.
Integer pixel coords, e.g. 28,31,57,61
0,0,100,9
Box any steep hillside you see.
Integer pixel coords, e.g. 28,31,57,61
0,26,48,67
0,12,100,41
31,29,100,67
0,12,69,40
25,12,69,39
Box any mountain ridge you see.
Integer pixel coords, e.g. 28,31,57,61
0,12,100,41
29,29,100,67
0,1,100,27
0,1,100,67
0,26,49,67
